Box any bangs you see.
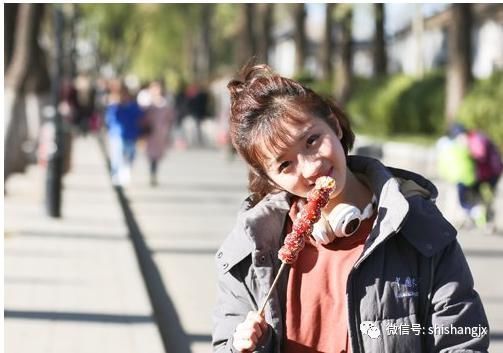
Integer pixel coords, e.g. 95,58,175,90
248,107,311,170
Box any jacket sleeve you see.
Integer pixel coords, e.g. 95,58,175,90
426,239,490,352
212,263,274,353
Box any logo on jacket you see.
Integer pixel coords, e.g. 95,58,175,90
360,321,381,339
394,276,419,298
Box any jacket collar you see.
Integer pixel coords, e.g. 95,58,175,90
347,156,410,266
348,155,456,266
216,155,457,273
216,192,290,274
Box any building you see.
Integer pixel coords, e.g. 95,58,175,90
269,4,503,79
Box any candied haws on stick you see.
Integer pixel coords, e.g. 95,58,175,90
278,176,336,264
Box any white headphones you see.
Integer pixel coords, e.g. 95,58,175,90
312,195,377,244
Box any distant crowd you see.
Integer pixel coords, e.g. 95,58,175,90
46,74,234,187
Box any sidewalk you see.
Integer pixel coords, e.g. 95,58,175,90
125,145,502,353
4,135,164,353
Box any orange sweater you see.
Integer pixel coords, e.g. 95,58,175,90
283,214,375,353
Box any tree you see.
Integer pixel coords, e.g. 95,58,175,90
445,4,473,123
257,3,274,64
80,4,144,76
201,4,213,79
373,3,387,76
5,4,51,180
212,4,241,72
322,4,335,80
293,3,307,74
335,5,353,105
192,4,214,81
4,4,19,69
236,4,257,67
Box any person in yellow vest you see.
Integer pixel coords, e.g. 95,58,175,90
436,123,484,228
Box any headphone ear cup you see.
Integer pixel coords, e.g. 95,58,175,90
328,204,362,237
312,218,336,245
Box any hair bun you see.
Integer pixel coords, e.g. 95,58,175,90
227,63,275,98
242,63,273,82
227,79,244,98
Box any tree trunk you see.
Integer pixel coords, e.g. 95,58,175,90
412,4,425,77
293,3,307,74
373,3,387,76
257,3,274,64
202,4,213,79
335,6,353,105
4,4,19,70
445,4,472,123
194,4,213,80
5,4,50,180
322,3,335,80
236,4,256,67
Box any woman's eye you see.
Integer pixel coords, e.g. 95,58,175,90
307,134,320,146
278,161,291,173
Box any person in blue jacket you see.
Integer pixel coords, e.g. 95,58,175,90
105,80,144,186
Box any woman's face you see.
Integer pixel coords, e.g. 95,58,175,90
262,116,347,199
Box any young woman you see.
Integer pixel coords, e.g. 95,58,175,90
212,64,489,353
142,80,175,186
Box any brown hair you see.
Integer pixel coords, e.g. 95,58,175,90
228,64,355,204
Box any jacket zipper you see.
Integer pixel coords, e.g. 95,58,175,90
347,269,364,353
347,221,406,353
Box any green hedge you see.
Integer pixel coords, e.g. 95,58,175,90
457,71,503,148
346,72,445,137
297,70,502,147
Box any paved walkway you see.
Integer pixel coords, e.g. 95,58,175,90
125,143,503,353
125,145,248,353
4,135,164,353
5,134,502,352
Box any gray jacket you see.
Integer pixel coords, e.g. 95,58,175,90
212,156,490,353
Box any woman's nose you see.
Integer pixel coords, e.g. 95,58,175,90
300,157,323,181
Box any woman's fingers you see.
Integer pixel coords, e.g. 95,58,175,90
232,311,268,352
289,197,307,221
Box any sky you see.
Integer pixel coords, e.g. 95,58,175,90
306,3,449,41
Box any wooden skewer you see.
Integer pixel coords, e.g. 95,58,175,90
258,262,288,316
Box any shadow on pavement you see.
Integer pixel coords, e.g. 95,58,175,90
131,182,246,193
16,230,126,242
151,247,219,256
97,133,193,353
491,331,503,341
463,249,503,258
116,186,192,353
131,194,243,205
4,309,154,324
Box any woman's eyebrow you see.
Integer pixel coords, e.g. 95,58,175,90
269,125,314,168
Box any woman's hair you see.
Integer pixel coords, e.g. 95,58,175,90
228,64,355,204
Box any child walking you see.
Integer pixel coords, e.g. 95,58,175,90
212,64,489,353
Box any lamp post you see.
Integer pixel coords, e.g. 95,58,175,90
45,4,64,217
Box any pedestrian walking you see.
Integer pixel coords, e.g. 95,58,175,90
437,123,502,231
173,81,189,150
212,64,489,352
104,80,144,186
142,80,175,186
186,82,209,147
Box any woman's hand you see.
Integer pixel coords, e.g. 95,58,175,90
232,311,269,352
289,197,307,222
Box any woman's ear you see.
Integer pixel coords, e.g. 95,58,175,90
333,117,343,139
